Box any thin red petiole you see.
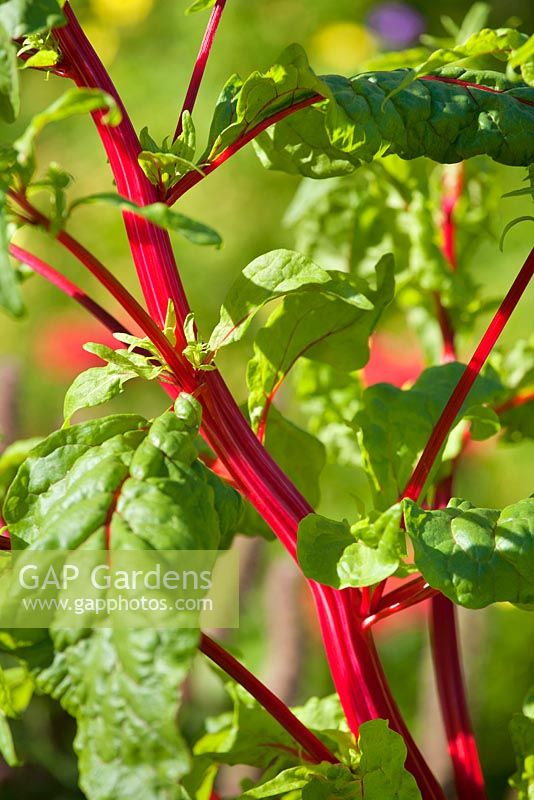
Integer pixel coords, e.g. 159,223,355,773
199,633,338,765
8,190,190,385
363,578,438,630
173,0,228,142
430,595,487,799
9,243,125,334
167,94,323,205
403,246,534,503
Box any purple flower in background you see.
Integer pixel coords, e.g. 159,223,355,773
367,2,425,47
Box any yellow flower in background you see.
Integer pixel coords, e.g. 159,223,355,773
310,22,377,72
82,22,120,66
90,0,155,26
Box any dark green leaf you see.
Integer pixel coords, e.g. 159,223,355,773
1,395,244,799
404,496,534,608
385,28,528,98
255,65,534,178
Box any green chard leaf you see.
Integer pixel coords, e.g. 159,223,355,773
0,21,19,123
386,28,528,96
509,687,534,799
253,64,534,178
0,0,64,39
357,719,421,799
138,112,203,190
353,362,504,508
63,341,169,422
246,254,394,432
0,188,24,317
293,361,362,467
69,192,221,247
0,663,33,767
404,496,534,609
209,248,336,351
297,504,405,589
244,763,359,800
2,395,243,800
0,436,43,505
195,683,347,772
185,0,216,14
262,407,326,507
14,88,121,172
202,44,330,162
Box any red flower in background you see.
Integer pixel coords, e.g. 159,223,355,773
363,331,424,388
34,316,122,379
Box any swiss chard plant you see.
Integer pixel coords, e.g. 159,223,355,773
0,1,533,798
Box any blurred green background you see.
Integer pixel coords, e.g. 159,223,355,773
0,0,533,798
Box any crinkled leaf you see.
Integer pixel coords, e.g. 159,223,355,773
4,397,221,551
353,362,504,508
69,192,221,247
1,396,243,799
404,496,534,609
255,65,534,178
246,255,394,430
509,687,534,799
0,22,19,123
0,0,64,38
36,626,199,800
